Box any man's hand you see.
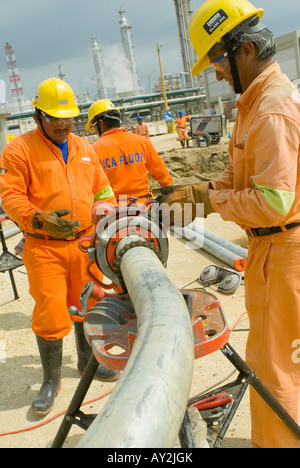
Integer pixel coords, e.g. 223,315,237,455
32,209,80,239
156,182,214,226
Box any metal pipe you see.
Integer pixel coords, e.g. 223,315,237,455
3,225,21,239
77,236,194,448
188,223,248,259
195,173,212,181
172,226,247,271
166,167,181,179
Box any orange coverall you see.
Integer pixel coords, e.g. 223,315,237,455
0,127,115,340
136,121,150,137
176,115,191,141
92,127,173,203
208,63,300,448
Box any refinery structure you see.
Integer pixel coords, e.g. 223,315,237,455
118,7,141,94
5,43,24,103
0,0,299,145
90,36,107,100
0,0,208,141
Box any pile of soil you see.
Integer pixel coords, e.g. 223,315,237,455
150,138,230,188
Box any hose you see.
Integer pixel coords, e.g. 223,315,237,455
0,387,114,437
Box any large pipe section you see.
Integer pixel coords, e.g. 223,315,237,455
3,225,21,240
189,223,248,259
172,225,247,271
77,234,194,448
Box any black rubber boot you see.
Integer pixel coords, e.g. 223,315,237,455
180,140,185,148
186,139,190,148
32,336,62,416
74,321,120,382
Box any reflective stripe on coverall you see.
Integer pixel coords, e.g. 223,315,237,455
209,63,300,448
0,127,115,340
92,127,173,203
176,116,191,141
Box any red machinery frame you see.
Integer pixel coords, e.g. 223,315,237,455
52,201,300,448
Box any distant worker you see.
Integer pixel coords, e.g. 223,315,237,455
136,116,150,137
165,106,174,133
0,78,119,417
85,99,173,204
176,111,191,148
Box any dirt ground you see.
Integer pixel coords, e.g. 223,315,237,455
0,130,253,448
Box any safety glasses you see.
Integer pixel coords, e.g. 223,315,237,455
41,111,73,126
210,52,230,72
91,119,100,128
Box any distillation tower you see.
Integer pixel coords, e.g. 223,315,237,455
91,36,108,99
58,64,66,81
118,8,140,92
173,0,202,89
5,43,24,105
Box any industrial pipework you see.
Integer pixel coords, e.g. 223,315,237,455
75,200,194,448
52,200,300,448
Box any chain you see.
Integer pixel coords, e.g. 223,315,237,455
113,240,166,292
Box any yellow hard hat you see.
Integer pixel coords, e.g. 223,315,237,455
189,0,264,75
32,77,79,118
85,99,120,132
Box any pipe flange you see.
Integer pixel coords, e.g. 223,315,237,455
114,239,167,292
95,214,168,287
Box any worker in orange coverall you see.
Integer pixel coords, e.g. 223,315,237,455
0,78,120,417
136,116,150,137
85,99,173,205
176,111,191,148
158,0,300,448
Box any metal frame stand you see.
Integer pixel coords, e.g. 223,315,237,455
51,285,300,449
51,353,100,448
51,340,300,449
186,343,300,448
0,211,23,300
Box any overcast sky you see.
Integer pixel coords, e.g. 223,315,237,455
0,0,299,103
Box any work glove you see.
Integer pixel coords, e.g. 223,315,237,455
156,182,214,227
31,209,80,239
